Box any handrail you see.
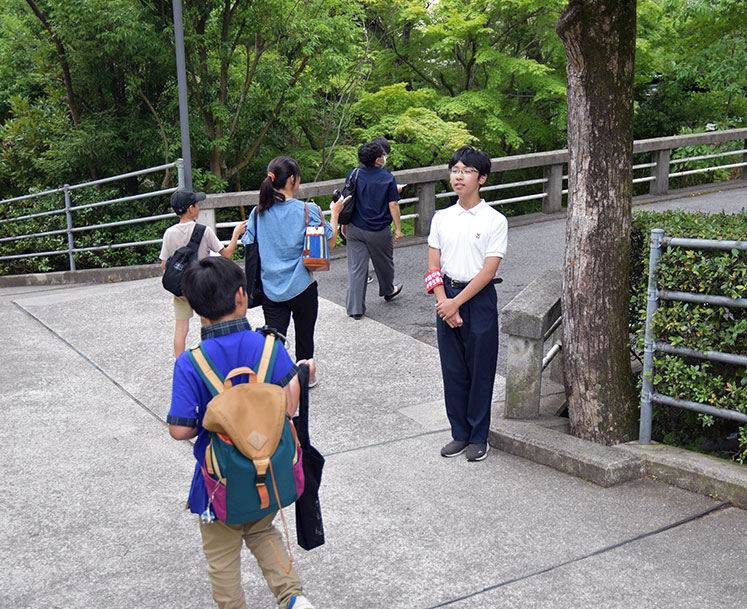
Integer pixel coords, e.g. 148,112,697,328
2,128,746,273
638,228,747,444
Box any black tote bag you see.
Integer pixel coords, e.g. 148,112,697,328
244,211,263,308
293,363,326,550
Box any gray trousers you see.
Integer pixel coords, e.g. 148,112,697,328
345,223,395,316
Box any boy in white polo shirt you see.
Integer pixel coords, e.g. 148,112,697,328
426,146,508,462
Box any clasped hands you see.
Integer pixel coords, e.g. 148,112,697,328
436,297,463,328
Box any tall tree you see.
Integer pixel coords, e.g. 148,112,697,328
175,0,366,189
556,0,638,444
366,0,568,156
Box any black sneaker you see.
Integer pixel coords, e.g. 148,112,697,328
466,442,489,462
441,440,469,458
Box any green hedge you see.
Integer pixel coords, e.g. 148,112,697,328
631,210,747,463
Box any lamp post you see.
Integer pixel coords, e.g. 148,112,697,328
172,0,192,190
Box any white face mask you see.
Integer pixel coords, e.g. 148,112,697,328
379,155,387,167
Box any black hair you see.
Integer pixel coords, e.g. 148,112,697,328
448,146,491,177
258,156,301,215
358,141,385,167
370,137,391,155
182,257,247,321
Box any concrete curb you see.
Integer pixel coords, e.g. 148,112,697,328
489,417,747,507
619,442,747,509
0,263,163,288
489,418,644,487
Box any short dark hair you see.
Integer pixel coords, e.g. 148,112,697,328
358,141,385,167
182,257,247,320
370,137,391,155
448,146,491,178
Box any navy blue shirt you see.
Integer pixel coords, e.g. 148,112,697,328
350,166,400,232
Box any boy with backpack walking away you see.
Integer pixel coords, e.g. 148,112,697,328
426,146,508,462
167,256,315,609
159,189,246,357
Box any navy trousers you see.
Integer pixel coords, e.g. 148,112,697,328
436,282,499,444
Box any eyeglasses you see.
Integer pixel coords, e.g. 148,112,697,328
449,168,478,176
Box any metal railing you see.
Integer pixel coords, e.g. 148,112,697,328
2,128,746,273
0,160,184,271
205,128,747,237
639,228,747,443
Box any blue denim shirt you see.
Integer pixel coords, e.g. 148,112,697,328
241,198,333,302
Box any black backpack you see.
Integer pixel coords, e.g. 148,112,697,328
335,166,361,225
162,223,206,296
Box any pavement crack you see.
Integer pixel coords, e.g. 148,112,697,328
424,499,732,608
12,300,167,427
324,428,451,457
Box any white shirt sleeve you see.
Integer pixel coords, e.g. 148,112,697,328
427,211,442,250
484,214,508,259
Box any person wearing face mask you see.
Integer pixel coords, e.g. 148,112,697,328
342,141,403,319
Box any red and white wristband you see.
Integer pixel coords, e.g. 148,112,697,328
425,269,444,294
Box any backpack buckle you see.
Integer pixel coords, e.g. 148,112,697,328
259,325,286,344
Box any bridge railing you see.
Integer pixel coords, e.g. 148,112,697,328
2,129,746,273
203,128,747,236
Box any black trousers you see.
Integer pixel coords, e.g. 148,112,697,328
262,281,318,361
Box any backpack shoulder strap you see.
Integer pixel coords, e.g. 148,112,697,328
348,166,360,189
256,334,279,383
303,202,309,228
187,223,206,252
188,344,224,397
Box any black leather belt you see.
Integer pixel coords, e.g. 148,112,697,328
442,274,502,289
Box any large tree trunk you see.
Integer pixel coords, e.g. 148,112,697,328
556,1,637,445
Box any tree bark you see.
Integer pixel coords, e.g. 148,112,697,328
556,0,638,445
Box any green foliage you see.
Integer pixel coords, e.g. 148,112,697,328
631,210,747,462
350,84,476,168
365,0,568,156
634,0,747,138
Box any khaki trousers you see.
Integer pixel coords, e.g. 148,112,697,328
199,513,302,609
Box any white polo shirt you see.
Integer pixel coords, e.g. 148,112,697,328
427,200,508,282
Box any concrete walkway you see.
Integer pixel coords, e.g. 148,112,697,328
2,182,746,609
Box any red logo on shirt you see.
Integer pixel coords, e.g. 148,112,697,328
475,233,481,239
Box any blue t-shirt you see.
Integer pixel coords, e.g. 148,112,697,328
167,319,298,517
350,166,400,232
241,198,333,302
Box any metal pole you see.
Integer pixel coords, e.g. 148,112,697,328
172,0,193,190
63,185,76,271
176,158,185,189
639,228,664,443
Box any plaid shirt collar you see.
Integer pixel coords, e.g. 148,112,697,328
200,317,251,340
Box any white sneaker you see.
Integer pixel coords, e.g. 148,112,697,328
308,375,318,389
288,595,315,609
